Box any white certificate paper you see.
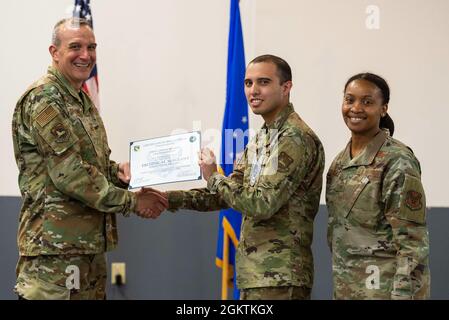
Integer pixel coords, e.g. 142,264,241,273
129,131,201,189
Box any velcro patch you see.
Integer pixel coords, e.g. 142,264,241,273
50,123,70,143
277,151,294,172
405,190,423,211
399,174,426,224
36,105,58,127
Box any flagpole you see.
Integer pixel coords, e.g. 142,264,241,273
221,229,229,300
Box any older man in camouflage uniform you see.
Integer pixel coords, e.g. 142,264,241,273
12,18,167,299
165,55,324,299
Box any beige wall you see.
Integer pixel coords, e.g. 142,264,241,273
2,0,448,206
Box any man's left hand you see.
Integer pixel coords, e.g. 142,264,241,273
199,148,218,181
118,162,131,184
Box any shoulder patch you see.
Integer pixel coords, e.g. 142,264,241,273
278,151,294,172
398,174,426,224
50,123,70,143
36,105,58,127
405,190,423,211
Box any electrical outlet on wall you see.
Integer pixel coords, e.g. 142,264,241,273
111,262,126,285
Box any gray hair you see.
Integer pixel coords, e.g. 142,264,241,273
51,17,92,47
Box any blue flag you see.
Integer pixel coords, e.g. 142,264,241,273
215,0,248,300
73,0,100,109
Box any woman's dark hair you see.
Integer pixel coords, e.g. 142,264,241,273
344,72,395,136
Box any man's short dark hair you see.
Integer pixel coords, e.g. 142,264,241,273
248,54,292,84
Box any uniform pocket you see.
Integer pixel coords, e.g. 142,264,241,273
15,274,70,300
35,111,78,156
343,176,370,217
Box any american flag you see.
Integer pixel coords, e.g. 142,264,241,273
73,0,100,110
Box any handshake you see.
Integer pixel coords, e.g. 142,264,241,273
134,187,168,219
118,162,169,219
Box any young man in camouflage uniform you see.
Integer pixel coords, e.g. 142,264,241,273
326,73,430,299
12,18,167,300
165,55,325,299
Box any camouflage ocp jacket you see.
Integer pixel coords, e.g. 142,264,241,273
12,67,136,256
168,104,324,290
326,130,430,299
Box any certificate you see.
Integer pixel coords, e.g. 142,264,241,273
129,131,201,189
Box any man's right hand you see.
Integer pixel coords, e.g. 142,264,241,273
135,188,168,219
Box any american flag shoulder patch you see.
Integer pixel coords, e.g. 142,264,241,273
36,105,58,127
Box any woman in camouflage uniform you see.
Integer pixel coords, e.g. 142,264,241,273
326,73,430,299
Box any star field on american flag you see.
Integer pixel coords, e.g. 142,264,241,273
73,0,100,109
73,0,92,25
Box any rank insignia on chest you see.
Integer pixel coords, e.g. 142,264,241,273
51,123,70,143
405,190,423,211
249,155,264,186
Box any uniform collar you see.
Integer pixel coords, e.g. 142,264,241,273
47,66,92,112
263,103,294,130
342,129,389,169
